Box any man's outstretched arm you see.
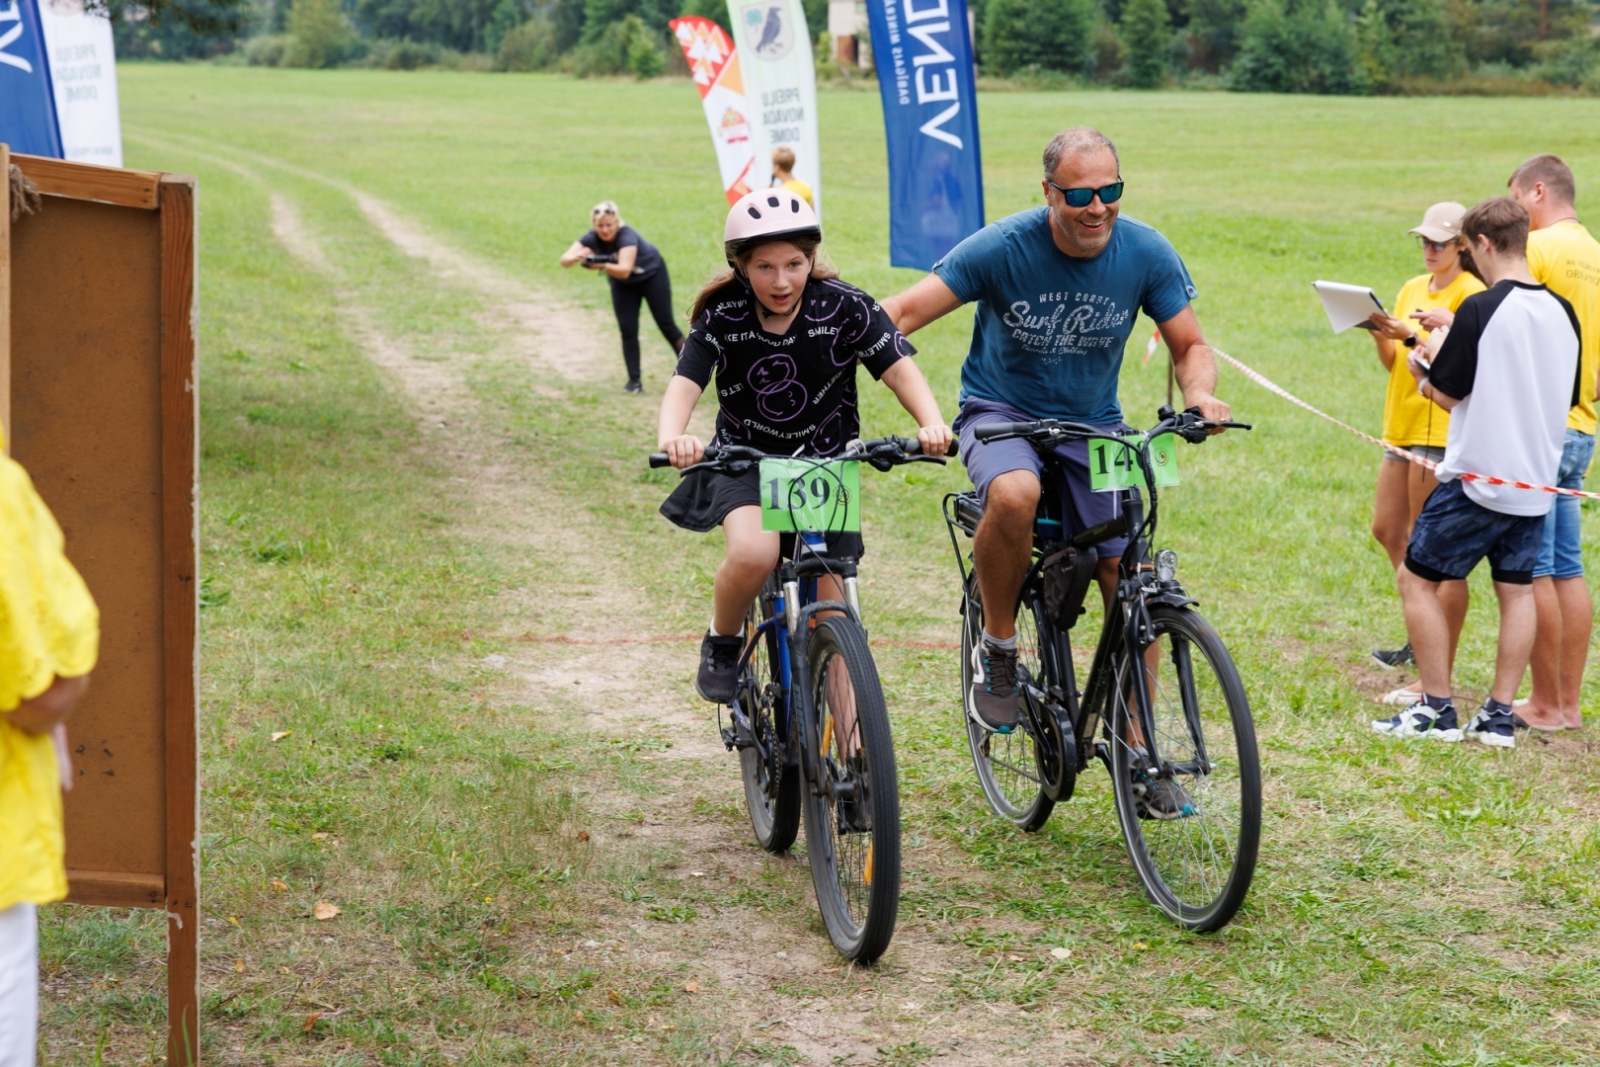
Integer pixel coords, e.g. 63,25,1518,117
1159,306,1231,425
881,274,964,336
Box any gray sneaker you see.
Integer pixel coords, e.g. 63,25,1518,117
969,639,1022,733
1131,767,1197,820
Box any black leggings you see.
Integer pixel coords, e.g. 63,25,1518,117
609,271,685,382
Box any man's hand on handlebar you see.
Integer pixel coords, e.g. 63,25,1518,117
1185,394,1232,434
917,423,953,458
660,434,706,469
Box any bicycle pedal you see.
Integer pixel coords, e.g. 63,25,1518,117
719,726,739,751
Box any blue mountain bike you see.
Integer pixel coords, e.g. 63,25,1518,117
650,435,953,961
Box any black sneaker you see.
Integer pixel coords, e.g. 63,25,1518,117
1131,768,1198,820
969,639,1022,733
1371,643,1414,670
624,379,643,394
695,632,742,704
1464,703,1516,749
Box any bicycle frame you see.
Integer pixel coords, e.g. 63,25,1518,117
730,531,866,802
944,426,1202,783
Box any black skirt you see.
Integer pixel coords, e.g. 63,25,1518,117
661,467,865,559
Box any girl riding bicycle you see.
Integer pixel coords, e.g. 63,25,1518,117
657,189,952,703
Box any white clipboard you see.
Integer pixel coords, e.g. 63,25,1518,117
1313,280,1386,334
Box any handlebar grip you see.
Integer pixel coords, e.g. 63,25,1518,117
946,439,959,459
973,421,1036,442
648,452,671,468
895,435,958,458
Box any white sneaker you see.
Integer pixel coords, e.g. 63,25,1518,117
1372,699,1462,741
1378,685,1422,706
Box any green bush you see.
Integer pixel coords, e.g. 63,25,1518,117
499,17,564,70
571,14,666,77
1230,0,1368,93
1121,0,1172,87
284,0,362,67
983,0,1098,75
243,32,293,65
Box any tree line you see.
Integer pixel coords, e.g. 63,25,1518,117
114,0,1600,94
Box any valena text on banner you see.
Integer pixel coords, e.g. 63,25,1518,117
866,0,984,270
0,0,121,164
671,17,759,206
0,0,63,157
39,0,123,167
726,0,822,220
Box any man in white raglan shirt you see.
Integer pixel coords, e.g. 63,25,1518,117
1374,197,1581,749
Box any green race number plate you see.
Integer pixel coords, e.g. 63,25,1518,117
1089,433,1180,492
759,458,861,533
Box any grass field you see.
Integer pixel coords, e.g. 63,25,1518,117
33,68,1600,1066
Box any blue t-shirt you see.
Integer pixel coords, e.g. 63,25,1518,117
934,208,1197,424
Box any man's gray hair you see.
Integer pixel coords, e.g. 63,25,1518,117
1043,127,1120,179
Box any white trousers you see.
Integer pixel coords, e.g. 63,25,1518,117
0,903,38,1067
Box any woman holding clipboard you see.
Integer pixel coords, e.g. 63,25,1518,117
1366,202,1484,699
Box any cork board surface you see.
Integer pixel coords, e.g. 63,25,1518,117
9,195,167,878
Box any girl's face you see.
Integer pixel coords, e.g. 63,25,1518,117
594,213,620,241
744,241,812,316
1423,236,1462,276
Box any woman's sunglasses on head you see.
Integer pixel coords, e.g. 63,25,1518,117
1048,180,1125,208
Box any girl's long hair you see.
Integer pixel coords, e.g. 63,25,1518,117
688,235,838,324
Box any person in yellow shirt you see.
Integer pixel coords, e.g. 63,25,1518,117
1510,155,1600,731
771,145,813,208
1365,202,1485,702
0,432,99,1066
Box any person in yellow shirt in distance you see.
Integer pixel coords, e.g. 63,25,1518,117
771,145,813,208
1366,202,1485,704
0,432,99,1066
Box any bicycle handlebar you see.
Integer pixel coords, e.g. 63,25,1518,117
971,407,1253,447
648,434,958,471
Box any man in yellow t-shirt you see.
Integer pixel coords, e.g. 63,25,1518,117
0,436,99,1066
1511,155,1600,731
771,145,814,208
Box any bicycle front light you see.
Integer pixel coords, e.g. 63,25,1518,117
1155,549,1178,582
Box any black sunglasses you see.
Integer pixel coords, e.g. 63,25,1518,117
1415,235,1454,252
1047,179,1124,208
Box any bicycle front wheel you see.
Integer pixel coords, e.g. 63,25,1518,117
961,576,1055,832
802,616,900,963
740,593,800,853
1108,606,1260,932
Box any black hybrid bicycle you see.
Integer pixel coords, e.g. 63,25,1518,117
650,435,953,961
944,406,1260,931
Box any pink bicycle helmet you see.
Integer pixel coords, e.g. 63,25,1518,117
724,188,820,260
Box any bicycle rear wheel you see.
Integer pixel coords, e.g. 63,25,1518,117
1108,605,1260,932
961,576,1055,832
802,615,900,963
740,593,800,853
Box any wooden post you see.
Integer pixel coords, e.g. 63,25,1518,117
159,174,201,1067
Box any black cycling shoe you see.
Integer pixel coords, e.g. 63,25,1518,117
1371,643,1415,670
624,379,643,394
695,632,743,704
969,639,1022,733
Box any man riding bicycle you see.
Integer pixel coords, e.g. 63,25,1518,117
882,126,1232,760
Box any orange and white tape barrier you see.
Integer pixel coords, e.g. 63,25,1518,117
1210,343,1600,502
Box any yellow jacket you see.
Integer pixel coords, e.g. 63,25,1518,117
0,437,99,912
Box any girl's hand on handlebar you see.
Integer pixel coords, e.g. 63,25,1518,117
661,435,705,469
917,423,953,457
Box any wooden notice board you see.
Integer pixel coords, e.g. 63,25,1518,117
3,148,201,1066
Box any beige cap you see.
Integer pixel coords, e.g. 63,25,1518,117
1409,201,1466,243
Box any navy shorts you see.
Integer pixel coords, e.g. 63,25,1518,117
953,397,1130,559
1405,479,1543,585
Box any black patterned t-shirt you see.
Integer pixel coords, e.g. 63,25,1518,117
674,278,914,457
